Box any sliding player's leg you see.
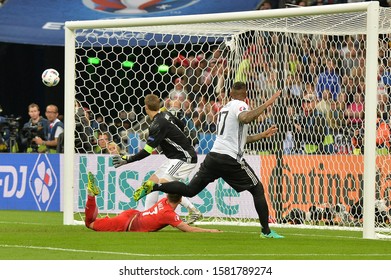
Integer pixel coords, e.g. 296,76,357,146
85,172,100,229
133,155,217,201
144,173,161,209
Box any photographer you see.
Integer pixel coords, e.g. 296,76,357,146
33,104,63,153
21,103,49,153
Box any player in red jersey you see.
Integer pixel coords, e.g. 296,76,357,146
84,172,220,233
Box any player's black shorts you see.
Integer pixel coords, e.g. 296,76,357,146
189,152,260,193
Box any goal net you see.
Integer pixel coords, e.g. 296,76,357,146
64,2,391,238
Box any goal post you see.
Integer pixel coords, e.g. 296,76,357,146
63,26,77,226
362,2,379,240
63,2,390,239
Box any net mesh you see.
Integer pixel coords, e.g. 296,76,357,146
70,7,391,237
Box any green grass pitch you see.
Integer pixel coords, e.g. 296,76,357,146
0,210,390,260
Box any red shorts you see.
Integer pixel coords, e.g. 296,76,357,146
92,209,139,232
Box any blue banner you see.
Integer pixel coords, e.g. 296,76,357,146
0,0,260,46
0,154,61,211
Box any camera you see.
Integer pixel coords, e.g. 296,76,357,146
0,116,21,134
20,124,45,153
0,115,22,152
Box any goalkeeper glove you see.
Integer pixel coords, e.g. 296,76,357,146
112,155,133,168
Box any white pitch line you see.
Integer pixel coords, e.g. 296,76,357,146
1,220,389,241
1,244,391,258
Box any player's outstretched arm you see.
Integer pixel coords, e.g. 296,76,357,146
246,125,278,144
239,90,281,124
112,155,133,168
112,146,153,168
176,222,222,233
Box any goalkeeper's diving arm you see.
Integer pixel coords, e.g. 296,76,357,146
124,144,153,163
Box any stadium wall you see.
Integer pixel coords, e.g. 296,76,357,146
1,154,389,220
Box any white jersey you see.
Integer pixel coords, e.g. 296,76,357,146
211,99,249,161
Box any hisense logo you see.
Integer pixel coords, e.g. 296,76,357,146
29,154,58,211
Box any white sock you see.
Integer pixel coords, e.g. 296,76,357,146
144,191,160,210
180,197,197,213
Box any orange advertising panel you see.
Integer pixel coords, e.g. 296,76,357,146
375,155,391,203
260,155,391,217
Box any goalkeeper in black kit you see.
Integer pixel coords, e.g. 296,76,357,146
112,93,202,224
133,82,284,238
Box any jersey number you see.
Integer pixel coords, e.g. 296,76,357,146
217,111,229,135
142,206,158,216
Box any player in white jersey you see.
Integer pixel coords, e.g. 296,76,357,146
133,82,284,238
211,98,250,161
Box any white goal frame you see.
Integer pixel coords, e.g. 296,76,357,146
64,2,380,239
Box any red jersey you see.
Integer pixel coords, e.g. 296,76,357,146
129,197,182,232
91,197,182,232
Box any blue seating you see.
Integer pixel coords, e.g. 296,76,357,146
128,133,139,154
197,133,216,154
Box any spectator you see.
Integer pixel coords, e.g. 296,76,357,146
316,89,334,127
109,110,130,149
283,105,296,154
94,131,111,154
21,103,48,153
165,77,188,109
329,91,352,154
214,58,228,97
351,109,391,155
258,103,275,155
87,110,99,131
345,91,364,128
234,44,262,87
201,58,220,99
74,105,94,153
166,99,198,147
288,53,302,76
351,56,366,86
340,36,360,77
341,75,357,105
200,102,218,134
378,65,391,96
171,54,189,76
93,114,109,132
316,58,341,101
330,91,348,130
32,104,64,153
186,53,207,100
107,141,121,155
378,92,389,121
292,94,331,154
256,0,273,10
376,111,391,155
285,73,303,98
297,1,307,6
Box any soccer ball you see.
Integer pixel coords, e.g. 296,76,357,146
42,68,60,87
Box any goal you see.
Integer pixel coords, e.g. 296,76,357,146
64,2,391,239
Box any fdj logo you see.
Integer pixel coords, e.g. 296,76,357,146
0,166,28,198
82,0,199,15
29,155,58,211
